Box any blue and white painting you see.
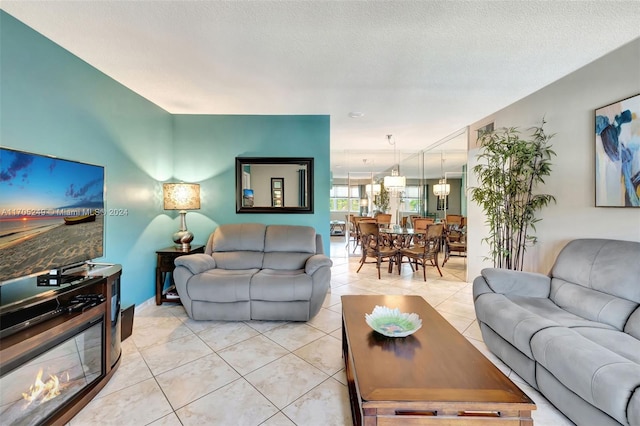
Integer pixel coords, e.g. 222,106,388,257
595,94,640,207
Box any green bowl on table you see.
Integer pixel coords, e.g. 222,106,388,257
365,305,422,337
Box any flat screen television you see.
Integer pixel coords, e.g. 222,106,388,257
0,147,105,284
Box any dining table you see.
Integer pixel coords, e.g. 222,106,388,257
379,225,419,248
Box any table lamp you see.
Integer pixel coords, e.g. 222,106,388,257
163,183,200,250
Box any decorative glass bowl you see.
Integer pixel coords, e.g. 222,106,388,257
365,305,422,337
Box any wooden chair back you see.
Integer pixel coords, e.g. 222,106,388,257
425,223,444,242
346,214,357,237
400,216,408,228
357,217,376,225
359,221,380,240
375,213,392,225
356,217,376,240
359,221,386,255
419,223,445,257
446,214,464,228
413,218,435,233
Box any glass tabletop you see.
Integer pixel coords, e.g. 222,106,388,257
379,226,418,235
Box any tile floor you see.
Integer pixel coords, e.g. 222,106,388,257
69,237,575,425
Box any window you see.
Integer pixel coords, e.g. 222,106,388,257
330,185,360,211
400,185,421,212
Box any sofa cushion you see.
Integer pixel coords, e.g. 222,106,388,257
264,225,316,253
551,239,640,303
212,223,267,252
211,251,264,270
550,278,638,330
262,225,316,270
263,252,312,270
186,269,256,302
573,326,640,364
507,295,617,330
250,269,313,301
474,293,559,358
531,326,640,425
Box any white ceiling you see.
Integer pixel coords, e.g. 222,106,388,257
2,1,639,179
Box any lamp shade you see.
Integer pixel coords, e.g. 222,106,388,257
383,175,406,189
163,183,201,210
433,180,450,197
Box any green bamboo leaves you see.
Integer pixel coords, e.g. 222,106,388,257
471,120,556,270
378,181,390,213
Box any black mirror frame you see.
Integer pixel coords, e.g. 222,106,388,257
236,157,314,214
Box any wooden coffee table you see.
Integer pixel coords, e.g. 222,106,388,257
341,295,535,425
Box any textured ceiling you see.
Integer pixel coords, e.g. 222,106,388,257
2,1,639,178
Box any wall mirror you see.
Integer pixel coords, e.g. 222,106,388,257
236,157,314,213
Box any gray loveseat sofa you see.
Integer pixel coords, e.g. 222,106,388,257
473,239,640,426
174,223,332,321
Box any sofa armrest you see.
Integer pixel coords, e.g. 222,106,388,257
305,254,333,275
174,254,217,275
480,268,551,297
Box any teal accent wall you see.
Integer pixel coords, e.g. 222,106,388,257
1,12,174,306
172,115,331,253
0,11,332,304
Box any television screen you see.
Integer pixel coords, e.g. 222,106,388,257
0,147,105,283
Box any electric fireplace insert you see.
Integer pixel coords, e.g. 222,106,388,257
0,317,104,425
0,265,122,425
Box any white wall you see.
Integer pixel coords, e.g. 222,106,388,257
467,38,640,280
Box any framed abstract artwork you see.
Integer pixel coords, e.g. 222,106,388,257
595,94,640,207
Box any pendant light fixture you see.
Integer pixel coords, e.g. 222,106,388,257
383,134,406,189
433,152,450,198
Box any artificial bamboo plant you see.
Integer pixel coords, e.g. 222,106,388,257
377,180,390,213
471,120,556,270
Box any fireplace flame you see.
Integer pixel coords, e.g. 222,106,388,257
22,368,65,405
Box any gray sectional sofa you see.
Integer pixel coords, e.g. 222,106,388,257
174,223,332,321
473,239,640,426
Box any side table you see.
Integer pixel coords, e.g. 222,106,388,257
155,244,205,305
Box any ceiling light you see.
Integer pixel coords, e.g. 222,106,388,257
383,134,405,190
348,112,365,118
433,153,450,198
433,179,450,197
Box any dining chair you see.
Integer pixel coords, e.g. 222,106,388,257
445,225,462,242
398,223,444,281
411,217,435,246
400,216,408,228
356,222,399,279
443,228,467,266
345,214,358,247
413,218,435,232
375,213,392,225
353,217,376,252
409,215,422,228
446,214,464,228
